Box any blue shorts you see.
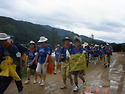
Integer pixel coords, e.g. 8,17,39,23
27,64,37,70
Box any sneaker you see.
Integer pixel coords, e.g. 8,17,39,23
40,80,44,86
34,79,37,84
25,80,30,84
19,91,23,94
60,85,67,89
53,72,57,75
39,79,42,84
73,86,79,92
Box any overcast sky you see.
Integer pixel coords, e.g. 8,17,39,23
0,0,125,43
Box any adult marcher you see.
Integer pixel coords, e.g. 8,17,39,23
72,36,86,92
105,43,113,67
0,33,23,94
54,44,61,75
58,37,75,89
35,36,51,86
25,41,37,84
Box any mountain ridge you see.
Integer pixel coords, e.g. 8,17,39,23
0,16,102,49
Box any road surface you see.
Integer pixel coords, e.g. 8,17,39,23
4,52,125,94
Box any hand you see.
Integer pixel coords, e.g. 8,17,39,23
20,66,24,69
57,62,59,66
29,63,33,66
35,62,37,65
66,56,69,60
44,62,47,67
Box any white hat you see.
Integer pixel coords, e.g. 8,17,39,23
106,43,109,45
95,44,99,47
30,41,35,44
38,36,48,43
74,36,82,43
0,33,10,40
84,42,88,47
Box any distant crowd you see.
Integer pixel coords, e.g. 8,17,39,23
0,33,113,94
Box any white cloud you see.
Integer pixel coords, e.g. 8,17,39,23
0,0,125,43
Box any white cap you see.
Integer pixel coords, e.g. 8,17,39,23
30,41,35,44
38,36,48,43
0,33,10,40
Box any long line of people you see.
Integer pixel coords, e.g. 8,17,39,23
0,33,113,94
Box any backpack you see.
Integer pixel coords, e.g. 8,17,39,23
14,43,28,54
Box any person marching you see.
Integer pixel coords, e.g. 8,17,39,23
72,36,86,92
93,44,99,64
0,33,23,94
54,44,61,75
25,41,37,84
99,45,104,62
105,43,113,67
35,36,51,86
58,37,75,89
83,42,89,67
89,44,94,62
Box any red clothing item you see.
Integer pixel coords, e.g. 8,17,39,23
47,55,54,74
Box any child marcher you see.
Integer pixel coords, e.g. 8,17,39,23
93,44,99,64
0,33,23,94
58,37,75,89
25,41,37,84
72,36,86,92
89,44,94,62
36,36,51,86
83,42,89,67
54,44,61,75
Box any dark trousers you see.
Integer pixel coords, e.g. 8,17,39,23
0,67,23,94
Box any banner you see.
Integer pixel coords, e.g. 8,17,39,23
69,53,86,72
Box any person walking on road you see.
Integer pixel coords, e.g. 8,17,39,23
105,43,113,67
72,36,86,92
0,33,23,94
58,37,75,89
25,41,37,84
93,44,99,64
35,36,51,86
54,44,61,75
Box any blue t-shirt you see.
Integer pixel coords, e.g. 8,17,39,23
102,46,107,54
93,47,99,56
0,44,20,66
89,47,93,54
36,44,51,64
28,49,37,64
99,49,103,56
72,47,86,54
55,50,61,62
106,46,113,54
0,44,3,63
59,44,75,58
86,46,91,53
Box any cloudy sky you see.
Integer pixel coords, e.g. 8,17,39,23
0,0,125,43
